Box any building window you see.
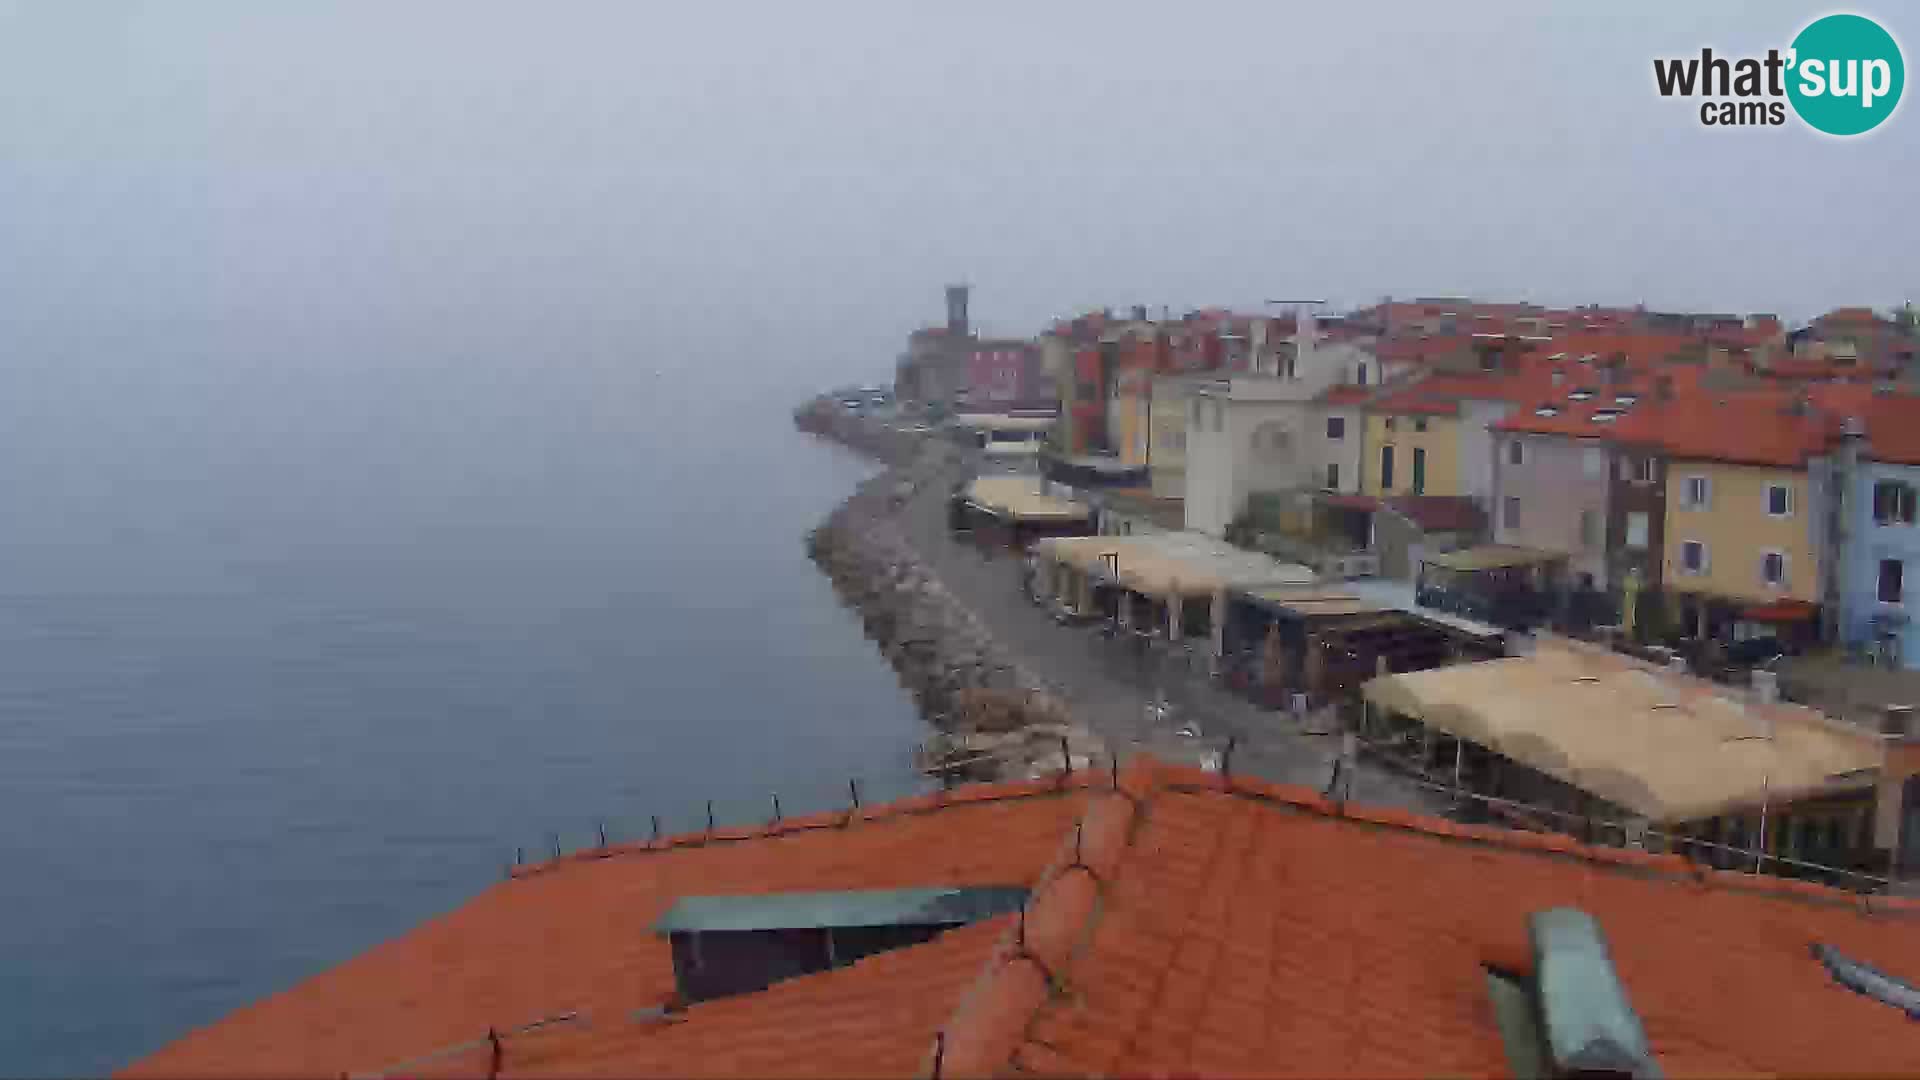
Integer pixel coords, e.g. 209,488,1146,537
1190,399,1202,427
1414,417,1429,433
1580,510,1600,548
1412,447,1427,495
1253,423,1291,461
1326,462,1340,490
1880,558,1904,604
1508,440,1523,466
1356,362,1368,385
1681,540,1708,575
1502,496,1520,530
1765,484,1793,518
1326,416,1345,440
1384,416,1397,431
1761,550,1787,587
1632,456,1655,483
1681,475,1711,510
1873,480,1917,525
1379,445,1396,490
1625,510,1649,549
1583,447,1605,478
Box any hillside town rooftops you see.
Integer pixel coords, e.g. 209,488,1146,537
127,758,1920,1079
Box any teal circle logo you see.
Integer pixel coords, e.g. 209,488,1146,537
1787,14,1904,135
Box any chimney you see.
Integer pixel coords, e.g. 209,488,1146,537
1505,630,1537,657
1131,304,1149,322
1551,370,1565,387
1750,668,1779,705
1881,704,1914,739
1665,654,1688,675
945,284,970,337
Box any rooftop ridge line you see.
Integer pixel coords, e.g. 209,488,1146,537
505,773,1101,882
1154,768,1920,921
927,757,1160,1078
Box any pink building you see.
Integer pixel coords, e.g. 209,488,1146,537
963,342,1042,408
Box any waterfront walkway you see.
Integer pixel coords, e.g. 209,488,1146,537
899,450,1440,811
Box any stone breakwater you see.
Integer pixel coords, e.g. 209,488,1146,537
798,407,1102,780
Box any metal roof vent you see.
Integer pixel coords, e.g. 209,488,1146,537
1491,910,1667,1077
1529,908,1660,1077
653,886,1029,1005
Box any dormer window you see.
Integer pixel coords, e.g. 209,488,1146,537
1568,389,1595,402
654,887,1030,1005
1534,406,1560,418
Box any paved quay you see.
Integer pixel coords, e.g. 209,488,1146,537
895,446,1441,812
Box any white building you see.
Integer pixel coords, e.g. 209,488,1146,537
1183,340,1394,536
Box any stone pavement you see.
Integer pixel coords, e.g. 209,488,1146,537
900,451,1441,812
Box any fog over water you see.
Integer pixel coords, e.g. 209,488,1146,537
0,2,1913,1072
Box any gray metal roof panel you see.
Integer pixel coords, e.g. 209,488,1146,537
652,886,1029,935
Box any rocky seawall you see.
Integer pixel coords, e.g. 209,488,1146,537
798,403,1103,779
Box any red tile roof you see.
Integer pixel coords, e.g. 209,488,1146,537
1366,368,1548,416
1000,766,1920,1078
1811,384,1920,466
122,780,1096,1080
123,760,1920,1079
1315,384,1375,406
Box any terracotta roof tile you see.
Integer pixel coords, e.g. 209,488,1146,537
1315,384,1374,406
125,758,1920,1079
123,788,1092,1079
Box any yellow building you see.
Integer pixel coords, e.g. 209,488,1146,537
1147,376,1197,498
1360,411,1461,498
1109,367,1153,468
1663,461,1820,609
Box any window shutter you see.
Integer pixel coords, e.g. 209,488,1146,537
1701,543,1711,573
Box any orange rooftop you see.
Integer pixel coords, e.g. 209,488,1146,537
125,758,1920,1078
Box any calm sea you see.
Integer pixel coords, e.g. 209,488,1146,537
0,342,920,1075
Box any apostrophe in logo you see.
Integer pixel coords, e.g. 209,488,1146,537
1786,14,1904,135
1652,13,1904,136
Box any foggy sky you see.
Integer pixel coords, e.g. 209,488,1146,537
2,2,1916,381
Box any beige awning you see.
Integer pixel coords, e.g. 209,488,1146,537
1239,585,1387,619
1422,545,1567,572
1361,637,1883,823
1035,532,1314,600
965,477,1088,522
